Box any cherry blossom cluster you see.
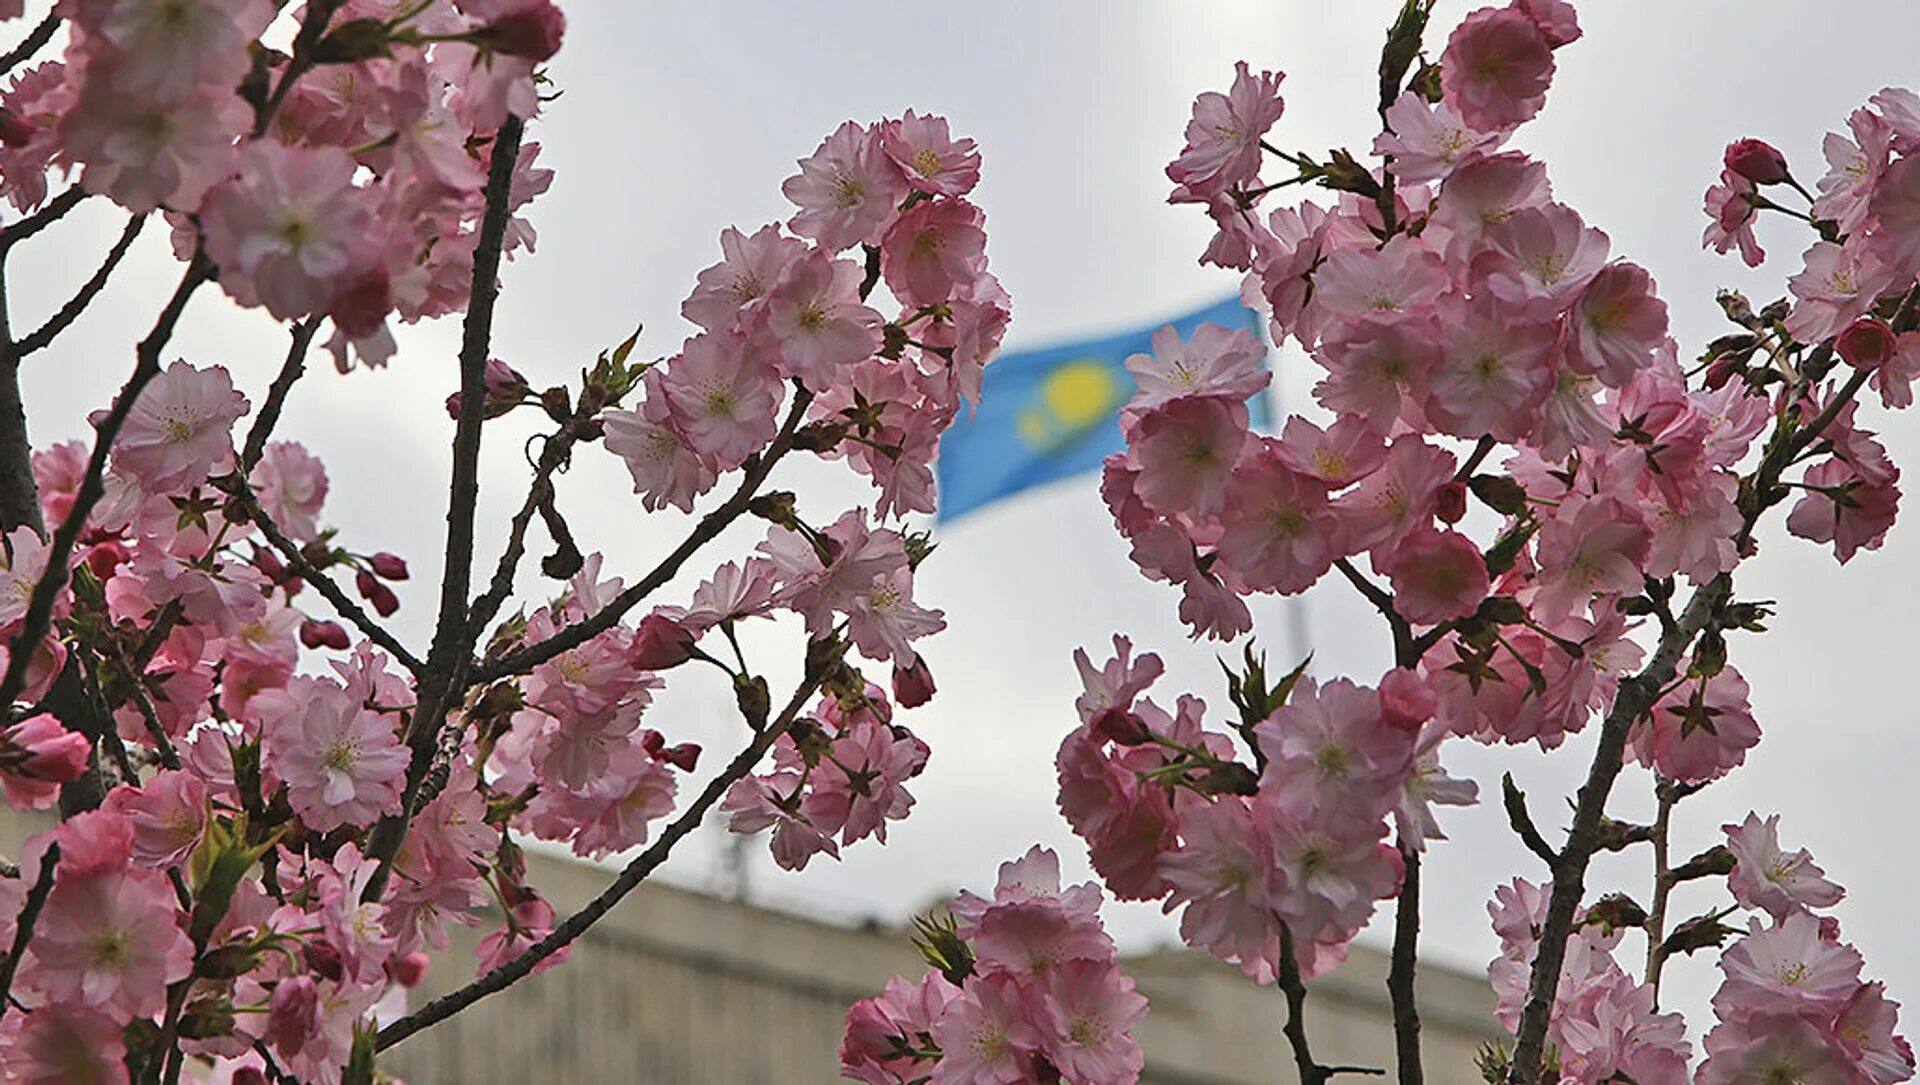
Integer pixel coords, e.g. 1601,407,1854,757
841,847,1149,1085
0,0,564,370
1053,0,1917,1081
0,0,1006,1078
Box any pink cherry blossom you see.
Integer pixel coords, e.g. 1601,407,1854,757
763,250,883,391
602,369,720,513
1125,394,1249,521
1725,812,1846,921
1124,323,1269,412
1631,666,1762,784
1385,527,1490,625
260,675,411,832
26,863,191,1021
882,110,981,197
201,142,382,321
1373,91,1507,184
661,329,783,468
1038,960,1149,1083
105,360,250,493
1440,6,1556,131
783,120,906,252
1214,444,1335,595
1166,61,1285,198
880,197,987,307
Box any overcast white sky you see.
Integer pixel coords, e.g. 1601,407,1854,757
10,0,1919,1046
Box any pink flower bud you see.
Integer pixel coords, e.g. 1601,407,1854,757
1836,317,1898,372
1723,138,1790,186
369,552,409,580
355,570,399,617
303,939,344,982
267,977,321,1055
891,655,937,708
299,619,351,651
1092,707,1154,746
84,539,132,580
1704,354,1740,390
1379,668,1436,732
233,1070,268,1085
328,268,391,340
0,106,35,148
663,742,702,772
632,612,697,670
478,2,566,60
1435,480,1468,524
385,951,430,988
1,713,91,782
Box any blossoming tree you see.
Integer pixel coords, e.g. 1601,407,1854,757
844,2,1920,1084
0,1,1017,1082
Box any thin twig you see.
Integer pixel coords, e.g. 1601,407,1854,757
375,638,845,1051
1276,921,1384,1085
362,115,526,903
1643,781,1678,1000
470,385,815,685
231,488,424,674
241,316,323,474
0,187,87,251
1387,839,1424,1085
0,840,57,1023
1501,772,1558,867
15,212,147,357
0,255,210,708
0,11,59,78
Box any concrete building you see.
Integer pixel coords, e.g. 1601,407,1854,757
381,847,1506,1085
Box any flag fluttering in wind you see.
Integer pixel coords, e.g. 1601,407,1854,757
936,295,1268,523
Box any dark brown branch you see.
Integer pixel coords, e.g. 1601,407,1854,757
375,638,844,1051
251,0,345,138
465,422,584,643
1501,772,1558,867
362,115,526,903
0,255,210,708
0,840,57,1023
1277,922,1384,1085
231,488,424,674
1388,839,1423,1085
0,187,87,251
0,11,60,77
1505,575,1724,1083
1332,556,1416,669
15,212,147,357
1642,781,1679,999
471,384,815,685
240,316,323,474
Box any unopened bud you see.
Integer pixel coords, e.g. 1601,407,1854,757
1435,480,1468,524
0,106,35,148
1092,707,1152,746
475,2,566,60
354,570,399,617
299,619,351,651
662,743,702,772
1723,138,1790,186
385,951,430,988
1836,317,1898,372
632,612,697,670
369,552,409,580
1378,668,1436,732
892,655,937,709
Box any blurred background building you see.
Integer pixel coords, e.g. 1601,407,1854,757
377,845,1504,1085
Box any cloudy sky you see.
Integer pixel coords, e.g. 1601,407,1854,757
11,0,1919,1046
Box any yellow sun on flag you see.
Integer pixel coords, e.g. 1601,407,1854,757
1016,358,1126,453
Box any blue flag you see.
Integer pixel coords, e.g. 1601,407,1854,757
936,296,1268,523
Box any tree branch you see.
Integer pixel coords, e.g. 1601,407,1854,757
0,187,87,251
1277,921,1384,1085
361,115,525,902
229,487,424,674
240,316,323,474
0,254,210,708
1388,839,1423,1085
15,212,147,357
0,11,59,78
0,841,57,1024
470,384,814,685
374,637,844,1051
